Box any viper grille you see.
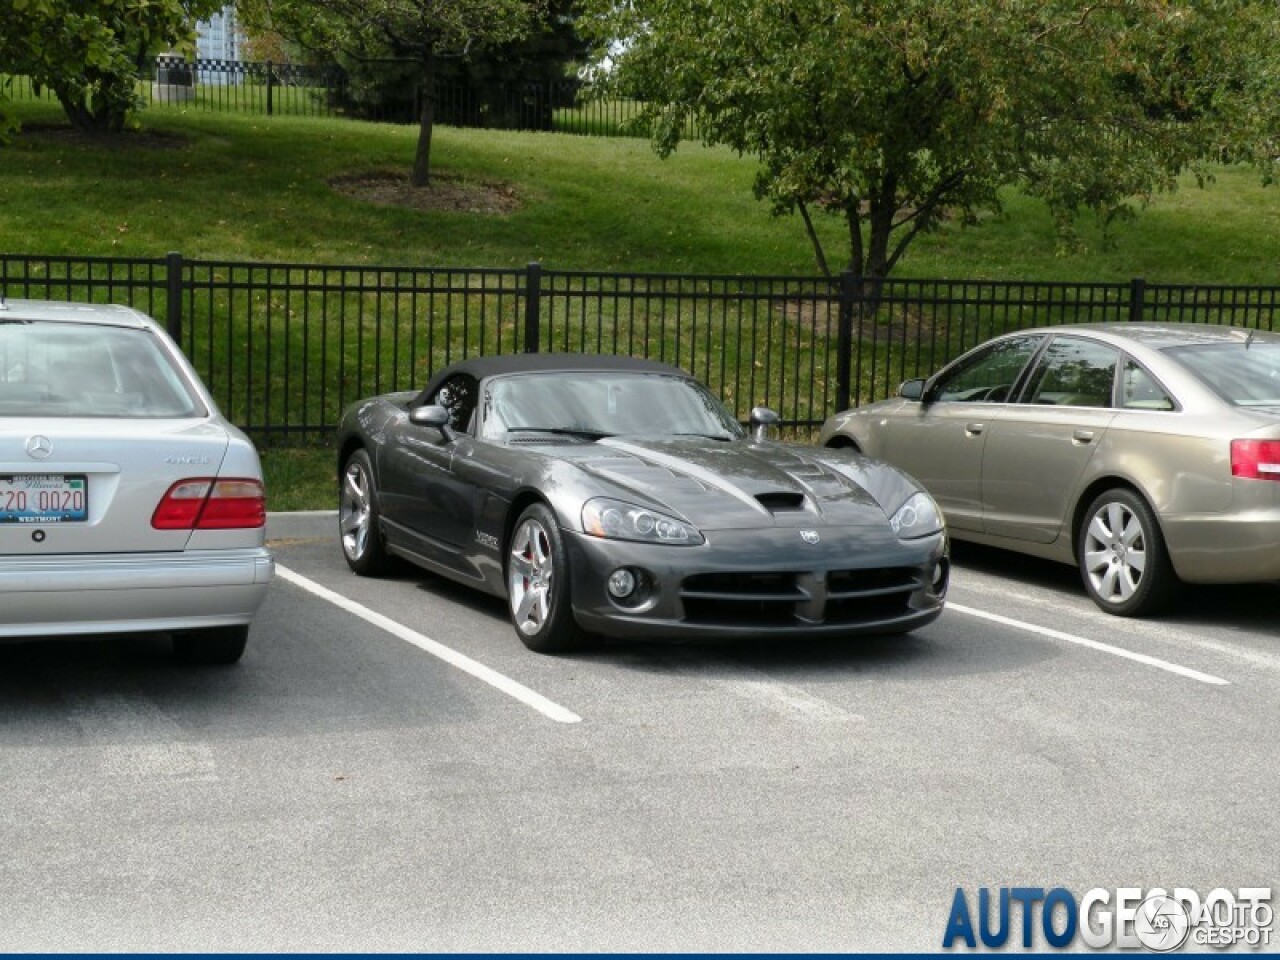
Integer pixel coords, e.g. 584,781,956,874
679,568,922,627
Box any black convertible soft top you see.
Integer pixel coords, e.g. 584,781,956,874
413,352,688,406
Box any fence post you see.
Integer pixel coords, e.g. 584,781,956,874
836,270,856,412
266,61,274,116
523,261,542,353
1128,277,1146,324
165,250,183,343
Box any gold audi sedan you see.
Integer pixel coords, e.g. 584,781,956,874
819,323,1280,616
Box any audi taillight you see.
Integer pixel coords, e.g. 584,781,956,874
152,478,267,529
1230,440,1280,481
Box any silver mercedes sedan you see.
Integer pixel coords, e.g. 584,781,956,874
819,323,1280,616
0,298,273,662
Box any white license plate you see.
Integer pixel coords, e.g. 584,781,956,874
0,474,88,523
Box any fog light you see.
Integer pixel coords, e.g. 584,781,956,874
931,558,950,596
607,568,637,599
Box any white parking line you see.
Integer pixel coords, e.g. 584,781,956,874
275,565,583,724
947,602,1230,686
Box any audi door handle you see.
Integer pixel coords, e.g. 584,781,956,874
965,423,985,436
1072,429,1096,444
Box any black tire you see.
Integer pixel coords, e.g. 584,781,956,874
173,624,249,665
1076,487,1176,617
339,448,392,576
505,502,588,653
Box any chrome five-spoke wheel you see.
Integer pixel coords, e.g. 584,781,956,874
505,503,587,652
339,449,390,575
508,517,553,637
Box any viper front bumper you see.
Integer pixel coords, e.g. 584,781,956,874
564,525,947,639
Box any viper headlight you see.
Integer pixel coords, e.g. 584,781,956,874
890,491,944,539
582,498,703,545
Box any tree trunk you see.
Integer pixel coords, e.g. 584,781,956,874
864,178,897,283
797,201,831,278
54,88,93,131
844,196,865,281
843,199,887,347
410,47,437,188
54,84,127,134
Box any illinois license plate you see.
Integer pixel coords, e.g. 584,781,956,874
0,474,88,523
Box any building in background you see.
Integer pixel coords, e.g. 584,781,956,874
195,5,242,83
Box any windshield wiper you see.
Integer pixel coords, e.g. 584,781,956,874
506,426,616,440
669,432,735,441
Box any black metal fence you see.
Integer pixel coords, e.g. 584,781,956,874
5,58,672,138
3,252,1279,443
148,57,339,119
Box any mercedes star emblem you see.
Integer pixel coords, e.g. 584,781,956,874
25,435,53,460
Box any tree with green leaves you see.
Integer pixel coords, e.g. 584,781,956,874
0,0,222,133
240,0,548,186
582,0,1280,281
441,0,591,131
319,0,589,131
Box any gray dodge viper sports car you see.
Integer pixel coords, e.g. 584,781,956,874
336,354,949,653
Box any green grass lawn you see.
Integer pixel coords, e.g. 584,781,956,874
5,98,1280,282
4,99,1280,510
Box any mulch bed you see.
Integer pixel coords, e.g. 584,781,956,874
328,170,522,215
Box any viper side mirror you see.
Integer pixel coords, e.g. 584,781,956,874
410,404,456,442
749,406,781,443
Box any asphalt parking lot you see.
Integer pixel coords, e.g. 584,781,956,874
1,511,1276,951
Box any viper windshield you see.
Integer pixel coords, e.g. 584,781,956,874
481,371,745,441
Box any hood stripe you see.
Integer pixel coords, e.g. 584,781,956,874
598,438,771,518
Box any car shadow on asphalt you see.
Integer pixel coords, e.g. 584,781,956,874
948,540,1082,593
0,633,247,718
400,555,1065,679
949,540,1279,632
592,626,1064,683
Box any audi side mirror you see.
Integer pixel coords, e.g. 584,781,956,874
898,378,927,402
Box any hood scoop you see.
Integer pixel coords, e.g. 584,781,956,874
756,491,807,513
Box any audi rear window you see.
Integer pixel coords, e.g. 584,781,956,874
1166,342,1280,407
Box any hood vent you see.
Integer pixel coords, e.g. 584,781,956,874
508,436,578,445
755,491,806,512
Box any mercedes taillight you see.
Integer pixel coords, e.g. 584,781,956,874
152,478,267,529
